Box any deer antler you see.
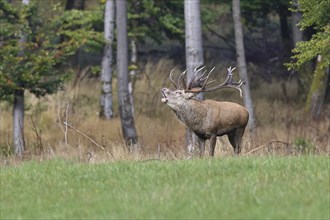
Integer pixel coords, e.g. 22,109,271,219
169,69,187,90
177,70,187,90
169,69,178,89
186,66,206,89
185,66,244,97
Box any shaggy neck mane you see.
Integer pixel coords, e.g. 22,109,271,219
171,99,207,128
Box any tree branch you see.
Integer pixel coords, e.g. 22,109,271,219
63,122,113,158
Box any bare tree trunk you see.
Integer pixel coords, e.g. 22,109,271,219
13,89,24,157
232,0,256,131
277,3,292,58
116,0,138,147
305,55,330,119
13,0,29,157
290,0,306,97
128,39,137,115
100,0,115,119
184,0,204,154
291,0,303,47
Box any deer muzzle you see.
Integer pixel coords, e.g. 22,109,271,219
161,88,169,103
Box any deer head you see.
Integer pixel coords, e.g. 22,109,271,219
161,66,243,107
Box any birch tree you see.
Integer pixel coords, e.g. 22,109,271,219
128,39,137,115
232,0,256,131
184,0,204,154
13,0,30,157
100,0,115,119
116,0,138,147
291,0,303,47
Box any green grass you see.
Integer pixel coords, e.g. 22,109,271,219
1,156,329,219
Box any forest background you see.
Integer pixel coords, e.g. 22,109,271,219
0,0,329,163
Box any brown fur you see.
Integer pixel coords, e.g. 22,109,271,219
161,88,249,156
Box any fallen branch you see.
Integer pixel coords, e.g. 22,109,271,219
63,122,113,158
244,140,290,155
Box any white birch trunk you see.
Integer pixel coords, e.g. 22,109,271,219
232,0,256,131
13,90,24,157
116,0,138,147
291,0,303,47
100,0,115,119
13,0,29,157
128,39,137,115
184,0,204,153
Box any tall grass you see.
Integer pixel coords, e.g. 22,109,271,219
0,59,329,163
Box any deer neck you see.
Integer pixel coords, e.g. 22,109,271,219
171,99,207,129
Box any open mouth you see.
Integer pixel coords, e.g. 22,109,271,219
161,91,168,103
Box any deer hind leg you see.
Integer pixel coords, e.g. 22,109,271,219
209,135,217,156
228,128,245,155
198,137,205,157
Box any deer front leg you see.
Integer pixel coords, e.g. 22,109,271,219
198,137,205,157
209,135,217,156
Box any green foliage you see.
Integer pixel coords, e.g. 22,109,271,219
288,25,330,70
0,0,104,101
90,65,101,75
59,9,104,52
0,0,19,22
296,0,330,31
0,157,329,219
286,0,330,70
128,0,184,43
294,137,316,154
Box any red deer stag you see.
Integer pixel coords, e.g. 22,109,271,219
161,66,249,156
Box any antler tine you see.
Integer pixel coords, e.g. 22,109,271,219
169,68,178,89
222,80,244,97
177,70,187,90
201,66,244,97
188,69,209,89
194,65,206,73
187,66,206,89
184,66,215,93
200,66,215,90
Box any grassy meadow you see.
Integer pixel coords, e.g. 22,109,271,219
1,156,329,219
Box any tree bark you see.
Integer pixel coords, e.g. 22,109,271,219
100,0,115,119
305,55,330,119
232,0,256,131
291,0,303,47
13,89,24,157
184,0,204,154
278,3,292,57
128,39,137,115
116,0,138,147
13,0,29,157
